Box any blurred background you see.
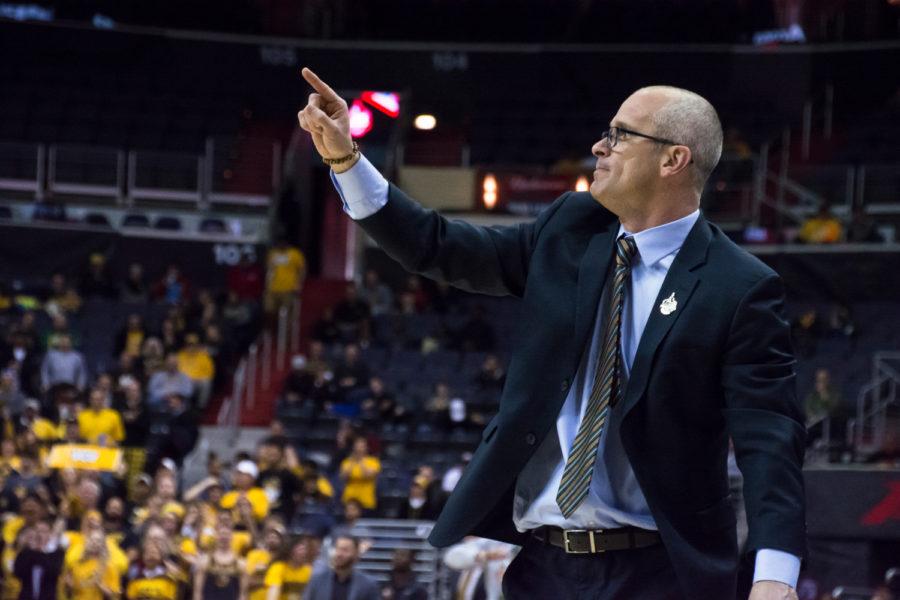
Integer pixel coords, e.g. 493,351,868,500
0,0,898,598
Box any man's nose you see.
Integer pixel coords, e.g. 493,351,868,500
592,139,610,158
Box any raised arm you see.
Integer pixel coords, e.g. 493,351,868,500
298,67,565,298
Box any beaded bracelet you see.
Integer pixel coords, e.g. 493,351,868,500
322,141,360,165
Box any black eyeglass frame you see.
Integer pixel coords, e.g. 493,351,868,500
601,126,681,148
600,126,694,164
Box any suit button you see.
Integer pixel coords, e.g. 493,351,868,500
525,432,537,446
561,379,570,392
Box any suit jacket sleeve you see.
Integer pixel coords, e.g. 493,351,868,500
354,184,568,298
721,273,807,559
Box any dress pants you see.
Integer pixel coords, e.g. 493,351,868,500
502,534,685,600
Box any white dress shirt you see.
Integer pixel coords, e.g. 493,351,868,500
330,155,800,588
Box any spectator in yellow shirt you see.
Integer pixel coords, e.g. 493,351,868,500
77,388,124,446
221,460,270,524
176,333,215,408
60,530,121,600
798,203,844,244
264,238,306,326
339,437,381,511
247,519,286,600
263,537,312,600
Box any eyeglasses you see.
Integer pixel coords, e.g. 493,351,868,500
600,126,682,149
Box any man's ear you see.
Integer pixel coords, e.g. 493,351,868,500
660,145,693,179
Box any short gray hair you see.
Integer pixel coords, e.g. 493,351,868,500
638,86,723,192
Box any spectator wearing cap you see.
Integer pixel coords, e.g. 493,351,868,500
176,333,215,408
40,333,88,396
78,388,125,446
221,460,270,524
147,355,193,410
338,437,381,513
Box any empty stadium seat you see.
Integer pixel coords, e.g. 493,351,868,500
154,216,182,230
198,217,226,233
121,213,150,228
84,212,111,227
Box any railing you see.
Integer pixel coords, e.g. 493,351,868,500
217,357,247,442
0,138,279,209
850,352,900,457
349,519,441,596
220,295,302,427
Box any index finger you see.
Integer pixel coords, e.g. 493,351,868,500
301,67,341,102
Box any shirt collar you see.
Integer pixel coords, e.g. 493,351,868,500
617,210,701,267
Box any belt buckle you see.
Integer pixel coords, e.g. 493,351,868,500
563,529,601,554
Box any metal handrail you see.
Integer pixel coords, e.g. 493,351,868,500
277,304,288,370
854,354,900,452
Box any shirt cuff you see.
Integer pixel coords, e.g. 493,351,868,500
329,154,389,220
753,548,801,588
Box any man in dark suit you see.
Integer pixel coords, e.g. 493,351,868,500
298,68,805,600
304,534,380,600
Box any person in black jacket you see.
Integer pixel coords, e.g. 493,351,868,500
298,69,806,600
13,519,65,600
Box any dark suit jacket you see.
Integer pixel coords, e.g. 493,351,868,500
355,186,807,599
303,568,380,600
13,547,64,600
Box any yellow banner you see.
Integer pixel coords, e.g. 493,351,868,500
46,444,123,472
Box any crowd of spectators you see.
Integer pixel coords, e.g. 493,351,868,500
0,248,451,598
0,248,320,598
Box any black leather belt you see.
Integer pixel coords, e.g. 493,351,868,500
531,525,661,554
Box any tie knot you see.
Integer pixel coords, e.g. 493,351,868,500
616,235,637,267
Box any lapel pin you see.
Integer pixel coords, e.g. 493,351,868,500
659,292,677,316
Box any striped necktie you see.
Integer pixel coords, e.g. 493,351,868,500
556,234,637,518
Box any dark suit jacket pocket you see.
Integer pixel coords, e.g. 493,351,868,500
482,416,499,442
695,495,736,534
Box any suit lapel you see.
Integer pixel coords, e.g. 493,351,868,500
574,219,619,351
620,216,712,419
